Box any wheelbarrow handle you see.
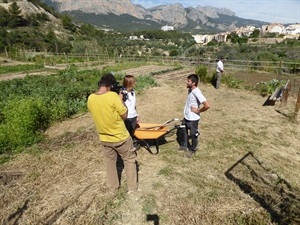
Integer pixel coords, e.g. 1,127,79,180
163,118,179,126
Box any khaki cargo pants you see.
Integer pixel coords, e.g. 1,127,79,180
101,136,138,192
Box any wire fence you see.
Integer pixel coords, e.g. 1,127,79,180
13,51,300,75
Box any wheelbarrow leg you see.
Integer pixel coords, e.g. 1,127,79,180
137,139,159,155
133,138,141,151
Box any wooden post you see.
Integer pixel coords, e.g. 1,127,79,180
279,80,290,108
279,60,282,75
294,91,300,121
5,46,8,58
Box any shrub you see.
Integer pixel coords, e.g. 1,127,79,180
223,75,243,89
0,97,50,153
253,79,285,96
135,75,158,94
195,65,212,84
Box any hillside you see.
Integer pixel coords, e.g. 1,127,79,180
0,65,299,224
42,0,267,33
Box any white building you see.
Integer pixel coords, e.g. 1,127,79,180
161,25,174,31
235,26,256,37
285,24,300,35
262,23,285,34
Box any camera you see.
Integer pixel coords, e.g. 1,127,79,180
111,82,128,102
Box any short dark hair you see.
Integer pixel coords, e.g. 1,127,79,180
98,73,117,87
187,74,199,86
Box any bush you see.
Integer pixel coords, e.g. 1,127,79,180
223,75,243,89
0,97,50,153
195,65,212,84
253,79,285,96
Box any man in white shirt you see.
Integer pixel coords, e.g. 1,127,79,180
216,56,224,89
178,74,210,157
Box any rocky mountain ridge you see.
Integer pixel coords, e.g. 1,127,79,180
2,0,267,33
42,0,246,32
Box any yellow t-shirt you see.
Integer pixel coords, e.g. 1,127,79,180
87,92,129,142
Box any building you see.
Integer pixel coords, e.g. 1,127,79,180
285,24,300,35
262,23,285,34
161,25,174,31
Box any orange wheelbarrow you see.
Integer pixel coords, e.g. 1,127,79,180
133,118,184,154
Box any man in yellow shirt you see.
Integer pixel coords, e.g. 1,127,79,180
88,73,138,193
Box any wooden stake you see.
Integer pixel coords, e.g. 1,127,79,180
280,80,290,108
294,91,300,121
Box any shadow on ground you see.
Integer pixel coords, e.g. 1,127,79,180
225,152,300,225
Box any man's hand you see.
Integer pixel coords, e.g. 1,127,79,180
191,101,210,114
191,106,199,114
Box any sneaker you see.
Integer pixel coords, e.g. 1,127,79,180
178,146,187,151
185,150,195,158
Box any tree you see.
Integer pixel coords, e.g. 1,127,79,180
61,14,76,32
250,29,260,38
8,1,24,28
0,6,10,27
46,29,58,52
0,28,8,52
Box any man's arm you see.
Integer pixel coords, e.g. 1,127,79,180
115,93,128,121
120,109,128,121
191,100,210,114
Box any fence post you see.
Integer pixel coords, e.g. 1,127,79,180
5,46,8,58
294,91,300,121
279,80,290,108
279,60,282,75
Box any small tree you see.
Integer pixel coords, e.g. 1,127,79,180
8,1,24,28
250,29,260,38
61,14,76,32
0,6,9,27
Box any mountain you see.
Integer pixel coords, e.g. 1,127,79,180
42,0,267,33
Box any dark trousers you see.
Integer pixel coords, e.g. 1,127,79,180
124,117,137,137
181,118,199,152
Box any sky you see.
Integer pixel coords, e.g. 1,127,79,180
131,0,300,24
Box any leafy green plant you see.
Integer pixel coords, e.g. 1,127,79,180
0,97,50,153
0,62,159,154
135,75,157,94
195,64,212,84
223,75,244,89
0,64,44,74
253,79,285,96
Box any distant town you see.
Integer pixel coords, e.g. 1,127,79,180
129,23,300,45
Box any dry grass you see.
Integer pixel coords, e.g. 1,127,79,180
1,66,300,225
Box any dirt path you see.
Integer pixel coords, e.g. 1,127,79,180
1,66,299,224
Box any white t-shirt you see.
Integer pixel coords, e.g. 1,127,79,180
184,88,207,121
124,90,137,119
216,60,224,73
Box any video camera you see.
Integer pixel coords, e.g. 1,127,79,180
111,82,128,102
